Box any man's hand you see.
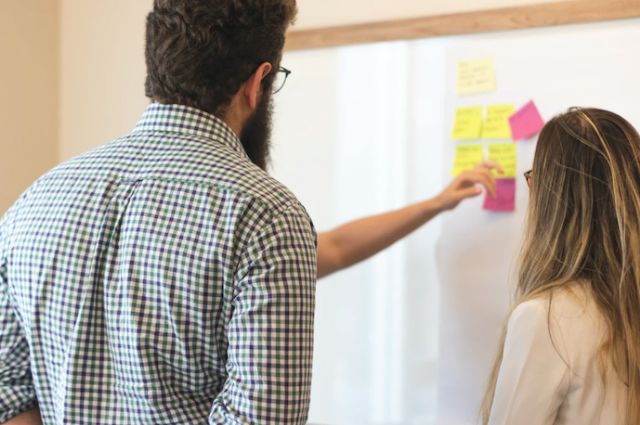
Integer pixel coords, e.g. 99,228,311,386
435,161,504,211
2,408,42,425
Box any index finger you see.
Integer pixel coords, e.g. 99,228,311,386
476,160,504,175
459,169,497,198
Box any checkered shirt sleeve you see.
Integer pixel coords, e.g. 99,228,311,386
209,204,317,424
0,211,38,422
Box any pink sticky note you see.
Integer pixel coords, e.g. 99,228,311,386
509,101,545,141
483,178,516,212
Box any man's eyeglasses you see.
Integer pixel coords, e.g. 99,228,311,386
524,170,533,187
273,66,292,94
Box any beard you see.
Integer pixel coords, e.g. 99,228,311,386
240,92,273,171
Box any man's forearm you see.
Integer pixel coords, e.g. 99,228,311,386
316,162,502,279
317,197,445,278
2,408,42,425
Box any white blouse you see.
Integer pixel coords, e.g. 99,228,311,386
488,283,627,425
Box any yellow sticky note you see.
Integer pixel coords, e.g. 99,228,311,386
456,57,496,95
452,106,483,140
488,143,517,177
482,104,515,139
452,144,484,176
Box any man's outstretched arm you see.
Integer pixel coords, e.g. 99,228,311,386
317,162,502,278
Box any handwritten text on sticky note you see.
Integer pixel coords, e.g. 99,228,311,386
509,101,545,141
456,58,496,95
488,143,517,178
482,104,515,139
452,106,483,140
452,144,484,176
483,178,516,212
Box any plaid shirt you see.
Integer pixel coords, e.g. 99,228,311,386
0,104,317,424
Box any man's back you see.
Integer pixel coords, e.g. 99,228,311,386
0,104,317,424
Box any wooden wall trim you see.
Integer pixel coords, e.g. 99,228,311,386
286,0,640,51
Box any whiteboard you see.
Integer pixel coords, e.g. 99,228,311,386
438,18,640,425
271,18,640,425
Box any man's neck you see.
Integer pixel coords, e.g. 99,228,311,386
221,99,245,138
223,116,242,139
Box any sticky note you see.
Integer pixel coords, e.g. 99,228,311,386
482,104,515,139
452,144,484,176
456,57,496,95
488,143,517,178
509,101,545,141
483,178,516,212
452,106,483,140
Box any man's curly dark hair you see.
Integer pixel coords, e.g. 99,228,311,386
145,0,297,117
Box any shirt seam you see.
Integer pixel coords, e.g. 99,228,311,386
35,173,289,216
127,129,245,157
233,201,311,284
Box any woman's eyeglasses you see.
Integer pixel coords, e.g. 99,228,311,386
524,170,533,187
273,66,292,94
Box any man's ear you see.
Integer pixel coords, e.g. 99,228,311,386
244,62,273,110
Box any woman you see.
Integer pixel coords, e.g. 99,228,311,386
482,108,639,424
317,162,501,278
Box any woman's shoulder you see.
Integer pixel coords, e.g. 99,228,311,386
508,297,548,332
509,282,606,359
512,282,596,323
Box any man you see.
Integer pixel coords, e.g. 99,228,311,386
1,1,315,424
1,1,500,424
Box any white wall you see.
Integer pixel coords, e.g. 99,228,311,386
0,0,59,213
57,0,556,160
59,0,152,160
296,0,560,29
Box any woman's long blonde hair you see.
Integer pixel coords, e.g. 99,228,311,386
481,108,640,425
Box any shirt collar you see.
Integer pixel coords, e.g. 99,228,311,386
132,103,248,160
